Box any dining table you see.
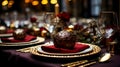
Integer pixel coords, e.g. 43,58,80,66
0,37,120,67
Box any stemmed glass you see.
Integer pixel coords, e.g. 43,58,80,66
97,11,119,55
43,12,55,33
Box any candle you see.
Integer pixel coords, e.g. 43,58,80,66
55,3,59,15
0,26,6,30
0,26,6,34
33,27,39,31
10,22,15,29
67,25,74,32
68,25,74,29
41,30,47,37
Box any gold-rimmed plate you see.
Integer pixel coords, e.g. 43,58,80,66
30,43,101,58
37,42,93,55
0,33,13,37
0,37,45,47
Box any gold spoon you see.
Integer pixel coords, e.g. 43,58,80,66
78,52,111,67
61,53,111,67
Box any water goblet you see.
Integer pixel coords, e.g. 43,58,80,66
97,11,119,55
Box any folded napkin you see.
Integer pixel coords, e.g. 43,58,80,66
7,29,14,33
41,43,90,53
1,35,36,42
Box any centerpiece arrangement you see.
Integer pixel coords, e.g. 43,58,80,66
51,11,77,49
24,16,50,38
40,11,90,53
51,11,70,36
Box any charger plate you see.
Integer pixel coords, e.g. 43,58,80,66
30,42,101,58
0,33,12,37
37,42,93,55
0,37,45,47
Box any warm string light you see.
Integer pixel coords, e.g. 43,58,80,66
41,0,48,5
50,0,57,4
25,0,31,3
8,1,14,6
32,0,39,6
2,0,8,6
2,0,14,8
1,0,58,10
8,0,14,8
24,0,57,5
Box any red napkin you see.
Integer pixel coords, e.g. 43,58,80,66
7,29,14,33
41,42,90,53
1,35,36,42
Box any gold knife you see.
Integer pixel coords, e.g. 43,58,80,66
78,61,96,67
61,60,88,67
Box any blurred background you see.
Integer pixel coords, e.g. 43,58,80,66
0,0,119,18
0,0,120,54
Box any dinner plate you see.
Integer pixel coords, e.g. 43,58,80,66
1,37,38,44
30,42,101,58
0,37,45,47
0,33,13,37
37,42,93,55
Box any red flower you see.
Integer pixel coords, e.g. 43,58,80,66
74,24,83,30
57,12,70,22
30,16,37,23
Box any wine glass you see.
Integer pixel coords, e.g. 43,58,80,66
97,11,119,34
43,12,55,33
97,11,119,55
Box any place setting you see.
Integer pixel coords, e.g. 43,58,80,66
18,11,116,67
0,25,13,37
30,41,101,58
19,30,102,59
0,28,45,47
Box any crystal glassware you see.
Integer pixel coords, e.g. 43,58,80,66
97,11,119,55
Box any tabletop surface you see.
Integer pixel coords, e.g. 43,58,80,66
0,44,120,67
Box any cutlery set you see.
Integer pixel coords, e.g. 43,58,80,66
61,53,111,67
15,40,111,67
61,59,97,67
